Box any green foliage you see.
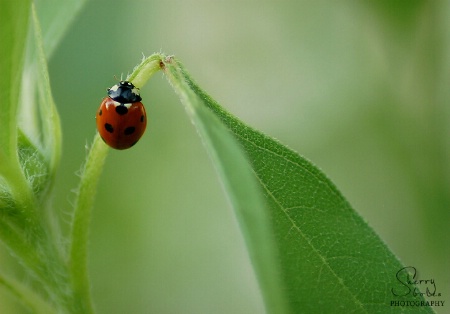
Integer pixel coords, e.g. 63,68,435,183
0,0,33,207
34,0,88,58
0,0,30,157
0,2,93,313
0,1,440,313
155,56,435,313
17,131,50,199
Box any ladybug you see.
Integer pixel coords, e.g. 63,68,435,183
96,81,147,150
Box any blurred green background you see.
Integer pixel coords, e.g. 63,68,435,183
6,1,450,313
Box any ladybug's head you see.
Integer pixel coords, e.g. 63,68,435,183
107,81,142,103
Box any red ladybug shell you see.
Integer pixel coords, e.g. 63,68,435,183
96,97,147,150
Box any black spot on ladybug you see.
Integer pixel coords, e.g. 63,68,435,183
140,115,145,122
115,105,128,115
98,109,102,116
105,123,114,133
124,126,135,135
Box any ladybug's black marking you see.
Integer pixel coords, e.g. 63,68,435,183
107,81,142,103
104,123,114,133
98,109,102,116
124,126,135,135
115,105,128,115
140,115,145,122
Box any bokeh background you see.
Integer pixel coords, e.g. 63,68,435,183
7,1,450,313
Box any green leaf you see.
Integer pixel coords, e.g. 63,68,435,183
0,271,55,314
0,0,43,269
0,0,30,161
17,130,50,200
19,4,62,180
133,55,434,313
0,3,90,312
19,0,87,182
161,58,288,313
0,0,33,204
31,3,62,177
0,2,63,232
34,0,89,58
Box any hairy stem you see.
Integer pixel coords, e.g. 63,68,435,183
67,53,164,313
68,133,109,313
0,272,55,314
127,53,165,88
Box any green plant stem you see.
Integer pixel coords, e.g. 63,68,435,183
65,55,163,313
0,220,44,278
126,53,164,87
0,271,55,314
69,133,109,313
0,221,72,313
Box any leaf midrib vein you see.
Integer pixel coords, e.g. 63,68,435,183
230,130,368,312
